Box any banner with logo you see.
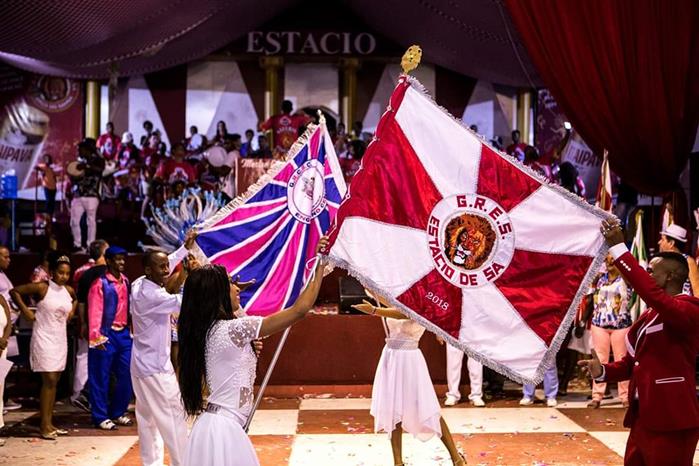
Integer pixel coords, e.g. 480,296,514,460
0,65,83,195
327,76,611,384
192,120,346,316
536,89,601,200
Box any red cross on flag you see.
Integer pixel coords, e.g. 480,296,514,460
327,76,611,384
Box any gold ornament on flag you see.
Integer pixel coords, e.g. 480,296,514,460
401,45,422,74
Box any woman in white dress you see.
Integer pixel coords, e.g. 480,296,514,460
10,253,76,440
178,237,328,466
353,299,466,466
0,295,11,446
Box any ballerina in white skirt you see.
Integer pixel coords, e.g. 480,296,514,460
353,298,467,466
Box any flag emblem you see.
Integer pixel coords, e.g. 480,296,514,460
429,194,515,288
287,159,327,224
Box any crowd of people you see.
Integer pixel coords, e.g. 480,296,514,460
47,99,376,253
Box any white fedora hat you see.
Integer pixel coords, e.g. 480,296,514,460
661,224,687,243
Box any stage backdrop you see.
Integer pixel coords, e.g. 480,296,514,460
0,64,83,197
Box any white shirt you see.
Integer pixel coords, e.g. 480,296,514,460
130,246,188,379
0,270,13,303
0,270,17,323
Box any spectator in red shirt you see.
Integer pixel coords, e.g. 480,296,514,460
97,122,120,160
154,143,197,186
340,139,366,184
259,100,311,157
116,132,140,169
523,146,552,181
506,130,528,163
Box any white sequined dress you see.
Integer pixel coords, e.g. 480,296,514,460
30,280,72,372
184,316,263,466
371,317,442,440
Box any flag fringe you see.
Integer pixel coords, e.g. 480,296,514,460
327,75,613,385
328,244,607,386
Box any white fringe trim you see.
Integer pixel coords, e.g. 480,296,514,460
325,75,615,385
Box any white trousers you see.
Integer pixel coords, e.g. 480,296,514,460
72,338,89,400
446,343,483,400
70,197,99,248
132,372,188,466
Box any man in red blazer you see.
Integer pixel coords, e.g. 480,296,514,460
580,219,699,465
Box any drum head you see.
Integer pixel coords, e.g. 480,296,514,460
205,146,228,167
66,161,84,178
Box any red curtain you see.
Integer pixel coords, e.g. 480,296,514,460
505,0,699,194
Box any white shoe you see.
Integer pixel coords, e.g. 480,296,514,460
546,398,558,407
97,419,118,430
470,396,485,407
444,395,460,406
519,397,534,406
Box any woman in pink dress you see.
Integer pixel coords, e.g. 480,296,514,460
10,253,76,439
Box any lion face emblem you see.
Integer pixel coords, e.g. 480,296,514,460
444,214,496,271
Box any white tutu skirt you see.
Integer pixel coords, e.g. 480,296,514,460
185,412,260,466
370,345,442,441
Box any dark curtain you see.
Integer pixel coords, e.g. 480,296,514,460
505,0,699,194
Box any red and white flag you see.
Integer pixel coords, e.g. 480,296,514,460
595,150,613,212
327,77,610,383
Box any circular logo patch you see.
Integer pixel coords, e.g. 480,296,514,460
427,194,515,288
27,76,80,113
287,159,326,224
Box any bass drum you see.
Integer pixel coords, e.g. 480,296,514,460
66,161,84,179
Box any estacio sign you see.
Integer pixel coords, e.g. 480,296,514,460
246,31,377,56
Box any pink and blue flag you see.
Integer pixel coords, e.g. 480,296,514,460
193,121,346,315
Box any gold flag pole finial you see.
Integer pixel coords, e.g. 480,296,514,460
317,109,326,126
401,45,422,74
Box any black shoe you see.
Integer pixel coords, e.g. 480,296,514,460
71,395,90,413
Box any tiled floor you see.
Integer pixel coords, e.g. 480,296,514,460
2,393,698,466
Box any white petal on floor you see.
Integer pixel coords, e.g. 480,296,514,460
300,398,373,411
440,407,585,433
508,186,604,256
330,217,434,297
289,433,458,466
247,409,299,435
588,431,630,458
1,435,138,466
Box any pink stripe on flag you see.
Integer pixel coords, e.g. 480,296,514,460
309,129,321,158
212,212,291,273
274,163,296,182
212,199,287,228
247,221,305,313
